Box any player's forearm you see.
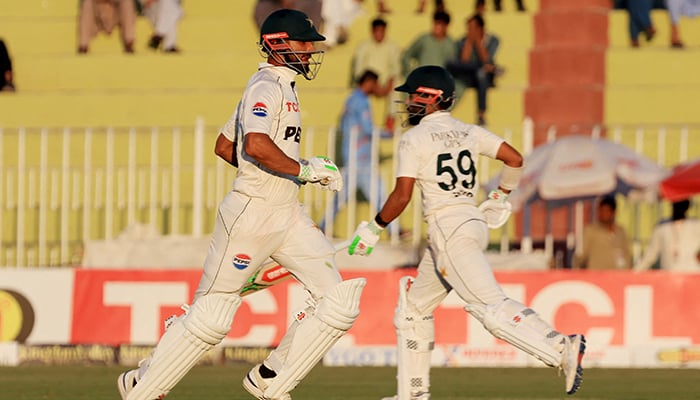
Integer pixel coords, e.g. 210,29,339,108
244,132,301,176
376,179,414,227
376,197,407,228
214,133,238,167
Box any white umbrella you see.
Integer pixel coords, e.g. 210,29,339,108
487,135,669,211
484,134,669,260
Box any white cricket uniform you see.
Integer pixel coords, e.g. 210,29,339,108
195,63,341,300
634,218,700,272
395,111,508,314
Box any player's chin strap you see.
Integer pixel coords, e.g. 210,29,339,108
264,278,366,399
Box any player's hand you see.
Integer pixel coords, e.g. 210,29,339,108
348,220,383,256
478,189,512,229
298,156,343,192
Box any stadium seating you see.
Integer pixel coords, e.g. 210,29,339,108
0,0,534,131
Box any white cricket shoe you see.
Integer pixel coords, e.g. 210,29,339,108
117,369,139,400
242,363,291,400
562,334,586,395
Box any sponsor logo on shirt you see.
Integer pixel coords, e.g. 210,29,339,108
252,102,268,117
233,254,252,270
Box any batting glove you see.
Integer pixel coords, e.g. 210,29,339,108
478,189,513,229
298,156,343,192
349,220,383,256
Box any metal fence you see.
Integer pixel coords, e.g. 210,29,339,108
0,118,697,267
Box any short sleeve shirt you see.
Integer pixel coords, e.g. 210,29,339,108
221,63,303,205
396,111,504,216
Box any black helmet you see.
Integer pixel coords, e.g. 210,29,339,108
260,9,325,43
395,65,455,99
395,65,455,125
259,9,326,80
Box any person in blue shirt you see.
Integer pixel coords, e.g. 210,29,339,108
322,69,391,232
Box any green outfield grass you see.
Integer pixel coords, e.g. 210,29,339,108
0,365,699,400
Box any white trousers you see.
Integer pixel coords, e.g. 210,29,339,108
195,191,342,301
143,0,182,49
407,205,506,315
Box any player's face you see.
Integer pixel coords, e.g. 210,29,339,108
404,93,432,126
268,38,324,80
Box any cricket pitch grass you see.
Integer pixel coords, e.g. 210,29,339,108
1,365,698,400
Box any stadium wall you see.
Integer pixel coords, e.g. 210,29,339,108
1,268,699,369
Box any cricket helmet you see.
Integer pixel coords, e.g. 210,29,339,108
259,9,325,80
395,65,455,125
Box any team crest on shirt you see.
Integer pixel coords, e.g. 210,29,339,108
233,253,252,270
252,102,268,117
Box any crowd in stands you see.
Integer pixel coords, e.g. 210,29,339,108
77,0,183,54
615,0,700,48
572,195,700,272
3,1,698,270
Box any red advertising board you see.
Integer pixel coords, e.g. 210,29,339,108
69,269,700,351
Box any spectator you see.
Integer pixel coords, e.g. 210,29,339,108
416,0,447,13
140,0,183,53
77,0,137,54
401,11,455,77
622,0,656,47
666,0,700,48
573,195,632,270
446,13,500,126
0,39,15,92
491,0,526,12
634,199,700,271
322,70,391,232
253,0,324,39
321,0,363,48
253,0,293,28
351,17,402,129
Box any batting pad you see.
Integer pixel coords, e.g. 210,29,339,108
127,293,241,400
394,276,433,400
466,298,564,367
264,278,366,399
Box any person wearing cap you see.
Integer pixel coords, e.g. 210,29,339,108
347,65,586,399
116,9,365,400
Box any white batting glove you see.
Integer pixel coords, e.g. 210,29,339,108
348,220,383,256
478,189,512,229
298,156,343,192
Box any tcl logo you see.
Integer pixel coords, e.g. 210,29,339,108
68,270,700,350
285,102,299,112
103,282,189,344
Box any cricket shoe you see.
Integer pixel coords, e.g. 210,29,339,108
562,334,586,395
117,369,139,400
242,363,291,400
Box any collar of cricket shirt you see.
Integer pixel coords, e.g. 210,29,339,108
258,62,298,85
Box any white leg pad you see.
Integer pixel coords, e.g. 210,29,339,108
465,298,565,367
264,278,366,399
394,276,433,400
127,293,240,400
264,302,316,373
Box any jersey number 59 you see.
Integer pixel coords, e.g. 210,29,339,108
436,150,476,191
